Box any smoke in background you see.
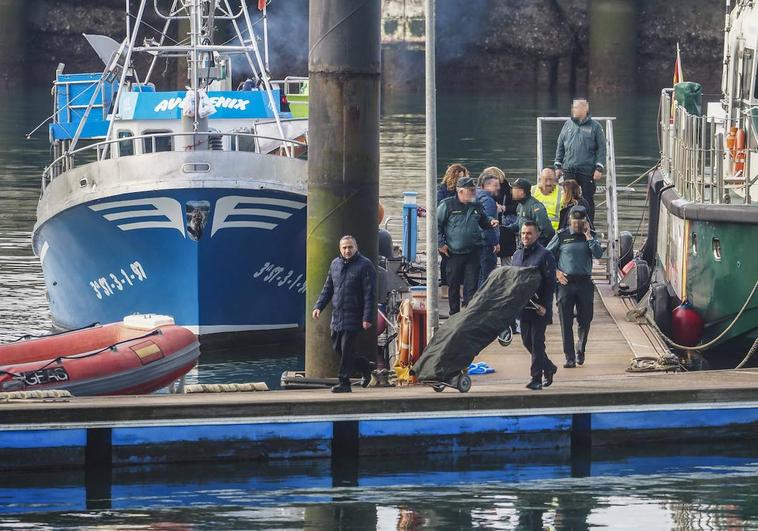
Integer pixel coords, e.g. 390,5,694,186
435,0,489,62
225,0,308,80
227,0,490,79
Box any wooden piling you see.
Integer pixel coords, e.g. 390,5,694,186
306,0,382,377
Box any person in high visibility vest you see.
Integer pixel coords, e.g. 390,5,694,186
531,168,561,231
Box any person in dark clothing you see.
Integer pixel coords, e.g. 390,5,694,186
546,206,603,368
558,179,593,230
438,176,499,315
437,163,469,204
312,235,377,393
512,221,558,390
506,178,555,247
476,173,501,287
554,98,607,221
437,163,470,291
480,166,517,265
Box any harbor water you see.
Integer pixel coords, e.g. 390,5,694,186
2,443,758,529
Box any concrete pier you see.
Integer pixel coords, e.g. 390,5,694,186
2,280,758,471
306,0,382,377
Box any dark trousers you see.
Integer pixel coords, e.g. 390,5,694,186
446,250,481,315
331,330,371,382
520,314,555,380
479,246,497,288
556,277,595,362
564,170,597,221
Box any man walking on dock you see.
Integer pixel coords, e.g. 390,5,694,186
547,206,603,368
554,99,607,221
512,221,557,390
312,235,376,393
438,176,499,315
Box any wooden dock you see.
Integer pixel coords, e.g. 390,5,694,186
2,278,758,471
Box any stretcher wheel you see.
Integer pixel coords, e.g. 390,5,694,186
457,374,471,393
432,384,445,392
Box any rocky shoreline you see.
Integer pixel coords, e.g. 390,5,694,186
3,0,725,94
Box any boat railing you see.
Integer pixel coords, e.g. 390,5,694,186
536,116,621,290
659,89,757,204
42,131,307,190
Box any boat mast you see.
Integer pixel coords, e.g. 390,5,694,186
100,0,149,161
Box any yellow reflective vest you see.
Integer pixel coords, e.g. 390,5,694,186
531,185,561,230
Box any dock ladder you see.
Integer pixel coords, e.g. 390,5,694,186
536,116,620,290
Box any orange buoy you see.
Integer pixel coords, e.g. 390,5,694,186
727,126,737,159
396,299,413,367
735,128,747,173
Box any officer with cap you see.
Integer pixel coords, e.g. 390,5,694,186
506,178,555,247
437,176,499,314
546,205,603,367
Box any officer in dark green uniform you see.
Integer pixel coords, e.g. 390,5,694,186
506,178,555,247
437,177,499,314
546,206,603,368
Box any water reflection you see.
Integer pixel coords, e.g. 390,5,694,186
1,444,757,529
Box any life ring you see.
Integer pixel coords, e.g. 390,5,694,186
735,128,747,173
396,299,413,367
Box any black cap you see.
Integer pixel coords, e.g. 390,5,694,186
512,178,532,192
456,176,476,189
569,205,588,220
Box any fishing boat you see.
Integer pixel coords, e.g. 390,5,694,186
645,0,758,362
0,315,199,396
30,1,309,347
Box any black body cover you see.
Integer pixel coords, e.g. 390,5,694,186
414,266,542,382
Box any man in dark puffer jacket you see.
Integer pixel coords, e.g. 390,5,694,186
312,235,377,393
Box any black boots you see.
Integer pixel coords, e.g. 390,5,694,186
526,379,542,391
543,365,557,387
361,362,377,388
331,379,352,393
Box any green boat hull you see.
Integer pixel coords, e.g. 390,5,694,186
652,171,758,360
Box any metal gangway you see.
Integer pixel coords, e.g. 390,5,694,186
536,116,621,290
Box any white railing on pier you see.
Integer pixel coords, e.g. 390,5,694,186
536,116,620,290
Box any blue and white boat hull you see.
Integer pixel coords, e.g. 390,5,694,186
33,151,307,344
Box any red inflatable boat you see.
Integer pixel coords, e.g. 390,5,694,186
0,315,200,396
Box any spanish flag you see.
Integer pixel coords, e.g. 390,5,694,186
671,43,684,119
673,42,684,85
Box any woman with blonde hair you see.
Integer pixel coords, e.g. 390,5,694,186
558,179,593,230
437,163,469,203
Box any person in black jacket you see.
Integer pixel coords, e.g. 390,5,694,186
312,235,377,393
512,221,558,390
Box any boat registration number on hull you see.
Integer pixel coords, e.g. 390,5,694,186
21,367,70,386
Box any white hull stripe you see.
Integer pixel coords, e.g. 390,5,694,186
89,198,186,236
182,323,299,334
39,241,49,264
211,196,306,236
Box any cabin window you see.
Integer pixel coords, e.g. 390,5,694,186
117,130,134,157
712,237,722,262
691,232,697,256
142,130,173,153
